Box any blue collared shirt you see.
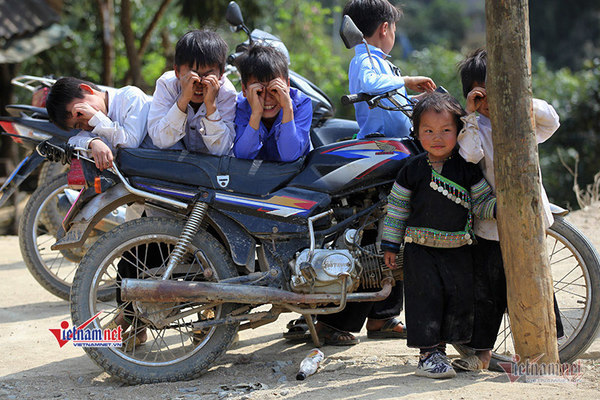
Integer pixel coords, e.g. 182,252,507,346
233,87,312,162
349,44,412,139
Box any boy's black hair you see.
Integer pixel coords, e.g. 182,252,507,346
458,48,487,98
411,92,466,138
342,0,402,38
46,77,100,131
175,30,228,73
237,44,288,85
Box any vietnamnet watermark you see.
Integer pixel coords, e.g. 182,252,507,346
49,311,123,348
498,354,584,383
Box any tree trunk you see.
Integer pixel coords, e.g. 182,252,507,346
485,0,559,364
96,0,115,86
120,0,143,88
138,0,174,57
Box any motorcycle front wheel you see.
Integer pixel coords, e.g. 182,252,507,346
70,217,240,384
19,173,86,300
455,216,600,367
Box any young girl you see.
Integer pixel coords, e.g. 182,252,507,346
382,92,497,379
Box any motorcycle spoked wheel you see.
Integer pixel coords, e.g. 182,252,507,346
454,216,600,368
18,173,95,300
36,161,70,235
70,217,240,384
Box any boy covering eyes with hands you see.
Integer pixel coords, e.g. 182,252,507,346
233,44,312,162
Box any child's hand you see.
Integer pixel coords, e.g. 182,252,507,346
384,250,398,270
72,102,98,130
466,86,487,114
267,78,292,109
268,78,293,123
404,76,436,93
201,74,220,116
178,71,202,112
89,139,113,171
247,82,265,116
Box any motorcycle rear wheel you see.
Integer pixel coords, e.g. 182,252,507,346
70,217,240,384
455,216,600,367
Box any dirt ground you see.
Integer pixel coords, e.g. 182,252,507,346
1,206,600,399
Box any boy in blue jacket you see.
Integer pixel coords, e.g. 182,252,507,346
233,44,312,162
346,0,436,139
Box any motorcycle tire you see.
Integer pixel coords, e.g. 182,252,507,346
70,217,240,384
19,173,80,300
454,216,600,368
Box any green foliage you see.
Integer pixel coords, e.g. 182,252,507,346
250,0,352,118
533,58,600,208
178,0,262,28
400,0,471,51
530,0,600,70
17,0,190,97
394,45,465,102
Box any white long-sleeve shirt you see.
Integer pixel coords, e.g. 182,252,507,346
67,86,152,151
147,70,236,155
458,98,560,241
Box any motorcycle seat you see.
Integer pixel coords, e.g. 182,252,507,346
117,148,305,196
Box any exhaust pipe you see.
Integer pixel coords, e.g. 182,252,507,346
121,278,392,305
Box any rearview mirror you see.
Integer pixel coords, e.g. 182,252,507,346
339,15,364,49
226,1,244,27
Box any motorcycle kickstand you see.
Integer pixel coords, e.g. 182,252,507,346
304,313,321,347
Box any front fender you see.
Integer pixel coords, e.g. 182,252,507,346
52,183,142,250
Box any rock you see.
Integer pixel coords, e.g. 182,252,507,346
365,356,378,363
323,362,346,372
177,387,198,393
277,375,288,384
280,389,290,396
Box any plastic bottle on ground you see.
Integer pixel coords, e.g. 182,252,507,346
296,348,325,380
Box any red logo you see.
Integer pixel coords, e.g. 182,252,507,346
49,312,123,348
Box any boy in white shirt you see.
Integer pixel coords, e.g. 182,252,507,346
46,77,153,170
453,48,562,371
148,30,236,155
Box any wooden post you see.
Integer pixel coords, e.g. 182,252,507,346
485,0,559,364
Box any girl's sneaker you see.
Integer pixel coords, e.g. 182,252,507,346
415,350,457,379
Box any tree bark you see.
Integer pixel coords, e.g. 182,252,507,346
485,0,559,364
138,0,174,57
96,0,115,86
120,0,143,88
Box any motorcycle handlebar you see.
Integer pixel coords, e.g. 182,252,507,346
341,93,373,106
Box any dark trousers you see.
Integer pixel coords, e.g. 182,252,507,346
318,280,404,332
403,243,474,348
466,236,564,350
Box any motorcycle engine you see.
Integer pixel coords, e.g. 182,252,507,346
290,249,360,294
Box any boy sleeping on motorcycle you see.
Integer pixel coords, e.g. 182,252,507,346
45,77,154,171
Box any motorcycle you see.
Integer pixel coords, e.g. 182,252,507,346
60,15,600,383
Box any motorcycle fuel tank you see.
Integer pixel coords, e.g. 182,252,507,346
288,138,420,195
